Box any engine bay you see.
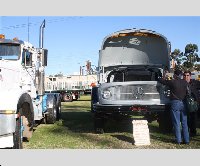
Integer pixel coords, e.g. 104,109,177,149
106,66,163,83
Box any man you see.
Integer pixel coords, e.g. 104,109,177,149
159,69,189,144
183,71,200,137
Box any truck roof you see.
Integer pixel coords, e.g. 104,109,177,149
0,38,24,45
0,38,34,48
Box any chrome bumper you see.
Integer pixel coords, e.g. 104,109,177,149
0,113,16,136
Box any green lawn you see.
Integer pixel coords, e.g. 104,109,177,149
24,95,200,149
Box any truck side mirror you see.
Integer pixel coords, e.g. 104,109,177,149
42,49,48,66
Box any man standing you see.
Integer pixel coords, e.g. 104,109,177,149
159,69,189,144
183,71,200,137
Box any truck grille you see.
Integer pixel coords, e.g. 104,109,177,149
108,84,160,100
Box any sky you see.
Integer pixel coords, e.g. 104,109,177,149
1,16,200,76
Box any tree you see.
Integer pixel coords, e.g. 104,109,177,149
171,49,183,69
194,64,200,71
183,44,199,70
172,44,200,71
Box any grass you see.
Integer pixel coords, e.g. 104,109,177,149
24,95,200,149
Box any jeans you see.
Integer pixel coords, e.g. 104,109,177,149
170,100,189,143
188,112,197,135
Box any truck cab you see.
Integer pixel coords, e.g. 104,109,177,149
0,30,61,148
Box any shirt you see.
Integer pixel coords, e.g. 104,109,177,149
188,79,200,101
159,77,188,100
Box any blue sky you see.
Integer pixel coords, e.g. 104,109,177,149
1,16,200,76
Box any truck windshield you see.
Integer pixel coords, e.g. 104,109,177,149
0,43,20,60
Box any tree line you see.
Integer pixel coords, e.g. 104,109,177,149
171,44,200,71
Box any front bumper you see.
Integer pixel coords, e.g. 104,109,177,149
0,113,16,136
93,103,169,114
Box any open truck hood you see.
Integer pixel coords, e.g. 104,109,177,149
99,29,170,69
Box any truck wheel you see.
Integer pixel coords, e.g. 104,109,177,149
17,94,34,134
158,111,173,133
21,102,33,140
63,93,73,102
94,113,105,134
56,99,61,120
13,115,23,149
91,87,99,112
46,95,57,124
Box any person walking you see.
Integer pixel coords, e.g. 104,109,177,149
183,70,200,137
159,69,189,144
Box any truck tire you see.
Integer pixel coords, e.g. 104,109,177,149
158,111,173,133
63,93,73,102
13,114,23,149
56,97,61,121
91,87,99,112
20,102,34,140
17,94,34,129
46,94,57,124
94,113,105,134
14,94,34,148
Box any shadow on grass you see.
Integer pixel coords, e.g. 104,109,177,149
77,99,91,101
61,111,94,133
105,119,133,134
148,124,160,133
148,123,174,144
54,103,178,147
150,134,174,144
111,134,134,144
190,136,200,142
62,105,90,110
60,111,134,134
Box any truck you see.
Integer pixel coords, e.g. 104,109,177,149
91,28,172,133
0,20,61,149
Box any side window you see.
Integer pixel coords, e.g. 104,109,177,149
22,49,32,67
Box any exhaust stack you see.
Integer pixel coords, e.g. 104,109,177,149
39,19,45,48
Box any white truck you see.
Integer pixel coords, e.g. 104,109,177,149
0,20,61,149
91,28,172,133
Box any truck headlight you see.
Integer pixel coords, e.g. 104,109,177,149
102,90,112,99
